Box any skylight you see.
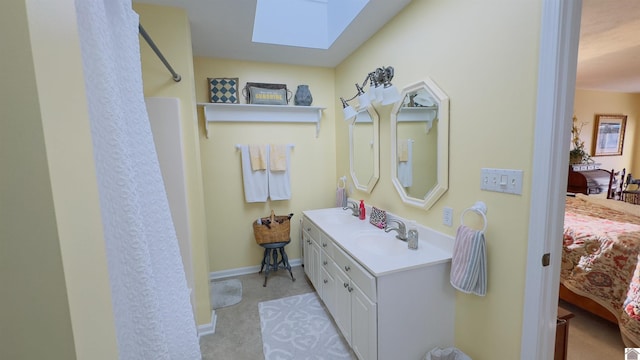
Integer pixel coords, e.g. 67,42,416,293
252,0,369,49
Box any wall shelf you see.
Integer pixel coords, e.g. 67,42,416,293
198,103,325,138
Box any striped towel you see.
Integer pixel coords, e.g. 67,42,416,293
450,225,487,296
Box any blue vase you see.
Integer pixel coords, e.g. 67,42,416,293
294,85,313,106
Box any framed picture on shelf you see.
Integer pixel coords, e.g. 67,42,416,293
592,114,627,156
208,77,239,104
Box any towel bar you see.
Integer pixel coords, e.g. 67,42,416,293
235,143,295,150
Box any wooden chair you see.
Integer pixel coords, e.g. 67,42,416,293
622,173,640,204
607,168,626,200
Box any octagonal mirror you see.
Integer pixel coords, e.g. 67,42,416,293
349,105,379,193
390,78,449,209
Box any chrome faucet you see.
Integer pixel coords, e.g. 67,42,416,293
343,199,360,217
385,218,407,241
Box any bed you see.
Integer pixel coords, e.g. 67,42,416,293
561,194,640,346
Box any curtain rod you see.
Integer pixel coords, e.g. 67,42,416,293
138,24,181,82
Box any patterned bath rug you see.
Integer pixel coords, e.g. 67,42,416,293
258,292,356,360
210,278,242,309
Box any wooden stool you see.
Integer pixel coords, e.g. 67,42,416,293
258,240,295,287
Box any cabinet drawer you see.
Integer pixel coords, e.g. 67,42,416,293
319,233,334,257
333,245,376,300
302,217,320,241
321,249,334,269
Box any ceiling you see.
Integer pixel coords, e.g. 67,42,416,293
135,0,411,68
577,0,640,93
135,0,640,93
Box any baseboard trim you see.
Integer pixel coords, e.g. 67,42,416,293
197,310,217,338
209,258,302,280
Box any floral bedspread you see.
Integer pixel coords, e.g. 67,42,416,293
562,196,640,346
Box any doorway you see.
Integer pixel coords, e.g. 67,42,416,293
520,1,582,359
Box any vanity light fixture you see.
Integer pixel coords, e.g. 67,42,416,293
340,66,401,121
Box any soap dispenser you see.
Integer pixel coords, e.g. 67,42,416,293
359,200,366,220
407,220,419,250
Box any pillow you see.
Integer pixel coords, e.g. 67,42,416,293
248,86,288,105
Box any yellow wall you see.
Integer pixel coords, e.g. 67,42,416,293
573,89,640,174
193,58,336,272
1,0,118,359
134,3,212,326
335,0,541,358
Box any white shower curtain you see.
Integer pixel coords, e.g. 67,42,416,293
75,1,201,359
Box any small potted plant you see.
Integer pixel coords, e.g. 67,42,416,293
569,115,592,165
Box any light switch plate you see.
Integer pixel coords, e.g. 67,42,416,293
480,168,524,195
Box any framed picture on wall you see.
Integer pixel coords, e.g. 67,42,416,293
209,77,239,104
592,114,627,156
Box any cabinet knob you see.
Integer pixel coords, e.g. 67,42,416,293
307,227,311,232
348,287,354,293
323,279,328,284
322,242,327,247
344,265,351,272
323,261,328,266
344,282,349,288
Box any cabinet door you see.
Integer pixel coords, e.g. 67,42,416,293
310,239,321,291
351,283,377,360
320,250,336,314
302,233,313,282
331,262,352,345
320,264,335,315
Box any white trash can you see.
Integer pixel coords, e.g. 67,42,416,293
424,347,472,360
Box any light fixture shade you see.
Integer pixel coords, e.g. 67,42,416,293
371,84,383,103
358,92,371,108
381,85,401,105
343,104,357,121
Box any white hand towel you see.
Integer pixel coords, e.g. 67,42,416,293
268,145,292,200
450,225,487,296
240,145,268,202
397,140,413,187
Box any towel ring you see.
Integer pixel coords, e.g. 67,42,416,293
338,176,346,189
460,201,488,233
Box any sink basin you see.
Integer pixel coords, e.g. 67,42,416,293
315,208,357,225
352,231,408,256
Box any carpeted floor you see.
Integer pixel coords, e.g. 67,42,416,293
200,266,317,360
561,300,626,359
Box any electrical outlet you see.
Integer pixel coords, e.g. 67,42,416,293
443,207,453,227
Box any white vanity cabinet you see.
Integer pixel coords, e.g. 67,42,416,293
302,211,455,360
331,257,377,360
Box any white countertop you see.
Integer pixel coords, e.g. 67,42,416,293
302,207,454,277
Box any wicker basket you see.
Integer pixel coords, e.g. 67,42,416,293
253,210,293,245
